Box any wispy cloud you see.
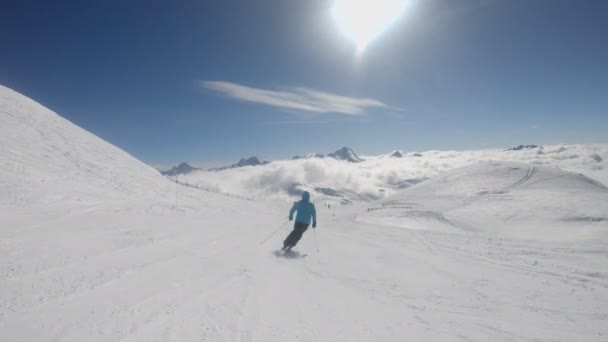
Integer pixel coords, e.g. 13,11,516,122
202,81,389,115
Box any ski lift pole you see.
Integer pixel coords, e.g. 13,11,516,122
259,219,290,245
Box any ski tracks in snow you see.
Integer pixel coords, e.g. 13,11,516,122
3,199,608,341
504,164,537,190
311,216,608,341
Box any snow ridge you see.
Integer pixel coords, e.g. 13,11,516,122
0,85,171,205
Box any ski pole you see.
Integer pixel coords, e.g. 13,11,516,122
313,227,320,253
259,220,290,245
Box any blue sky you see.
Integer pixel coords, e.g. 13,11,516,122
1,0,607,166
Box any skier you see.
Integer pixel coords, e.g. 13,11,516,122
283,191,317,250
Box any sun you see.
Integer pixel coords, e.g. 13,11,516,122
332,0,407,54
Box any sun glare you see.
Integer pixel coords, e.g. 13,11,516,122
332,0,407,54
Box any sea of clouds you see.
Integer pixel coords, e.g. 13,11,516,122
180,144,608,203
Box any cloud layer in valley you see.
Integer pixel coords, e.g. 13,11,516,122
179,144,608,204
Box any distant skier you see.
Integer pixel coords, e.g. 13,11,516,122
283,191,317,250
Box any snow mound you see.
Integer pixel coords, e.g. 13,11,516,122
408,161,607,196
0,85,171,206
360,161,608,240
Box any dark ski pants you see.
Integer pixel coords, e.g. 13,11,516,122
283,222,309,248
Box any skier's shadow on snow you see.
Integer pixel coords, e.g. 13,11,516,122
273,250,308,259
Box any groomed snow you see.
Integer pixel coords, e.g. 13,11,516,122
1,85,607,341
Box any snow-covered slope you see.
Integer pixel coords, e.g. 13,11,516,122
360,161,608,241
1,85,607,341
0,85,172,206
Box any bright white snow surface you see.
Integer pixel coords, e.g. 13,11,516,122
1,84,608,341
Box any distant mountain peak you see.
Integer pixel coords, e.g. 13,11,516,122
235,156,267,167
161,162,199,176
390,150,403,158
506,144,541,151
292,153,324,160
209,156,269,171
327,147,363,163
292,147,363,162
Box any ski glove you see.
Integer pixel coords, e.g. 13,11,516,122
312,222,317,228
289,216,293,221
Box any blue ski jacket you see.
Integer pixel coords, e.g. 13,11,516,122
289,192,317,225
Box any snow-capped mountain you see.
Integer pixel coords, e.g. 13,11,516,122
507,144,541,151
234,156,269,168
292,153,325,160
291,147,364,163
209,156,269,171
389,150,403,158
327,146,364,162
160,162,199,176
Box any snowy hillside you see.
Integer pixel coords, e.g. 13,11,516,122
360,161,608,241
0,85,173,206
1,85,607,341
